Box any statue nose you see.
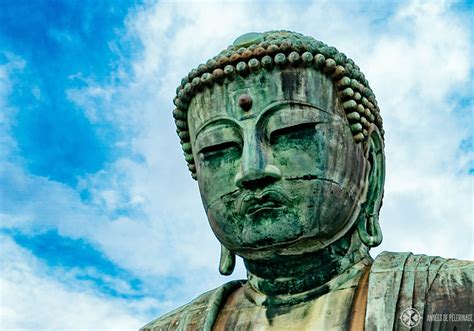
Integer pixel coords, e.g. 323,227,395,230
234,164,282,189
234,138,282,188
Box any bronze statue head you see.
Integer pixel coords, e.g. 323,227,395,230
173,31,385,272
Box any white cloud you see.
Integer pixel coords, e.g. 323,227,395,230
0,235,150,331
364,0,473,259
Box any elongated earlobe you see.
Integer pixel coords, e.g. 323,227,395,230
358,213,383,247
358,125,385,248
219,244,236,275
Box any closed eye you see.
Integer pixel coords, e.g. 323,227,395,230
198,141,241,157
269,122,316,144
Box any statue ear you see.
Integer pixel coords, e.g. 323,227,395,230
357,125,385,247
219,244,236,275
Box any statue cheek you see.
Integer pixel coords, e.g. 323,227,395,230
206,209,221,235
206,203,243,250
196,155,241,207
309,182,359,238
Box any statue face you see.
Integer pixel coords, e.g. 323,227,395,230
188,68,369,259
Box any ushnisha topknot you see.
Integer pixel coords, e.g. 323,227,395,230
173,31,383,179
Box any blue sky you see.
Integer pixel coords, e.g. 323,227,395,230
1,1,136,184
1,1,472,329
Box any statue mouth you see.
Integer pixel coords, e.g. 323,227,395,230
246,200,284,216
237,188,293,216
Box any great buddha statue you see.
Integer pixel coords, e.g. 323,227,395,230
142,31,473,330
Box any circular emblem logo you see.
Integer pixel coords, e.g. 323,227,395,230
400,307,421,328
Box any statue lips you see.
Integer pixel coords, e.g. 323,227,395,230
236,188,293,217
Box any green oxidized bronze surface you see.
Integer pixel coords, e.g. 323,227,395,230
142,31,473,331
188,65,373,261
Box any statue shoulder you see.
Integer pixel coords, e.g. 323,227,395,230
366,251,473,330
140,280,244,331
140,290,212,331
370,251,473,288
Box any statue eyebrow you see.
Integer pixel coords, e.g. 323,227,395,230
255,100,332,127
195,117,241,138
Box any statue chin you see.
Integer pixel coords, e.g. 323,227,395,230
210,207,304,257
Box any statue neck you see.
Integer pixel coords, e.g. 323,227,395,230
243,231,372,306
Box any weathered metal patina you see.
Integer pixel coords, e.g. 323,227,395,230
142,31,473,331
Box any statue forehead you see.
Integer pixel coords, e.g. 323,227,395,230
188,68,342,135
